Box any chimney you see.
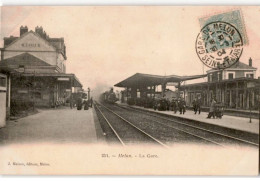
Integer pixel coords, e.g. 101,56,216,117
35,26,43,36
42,31,47,39
20,26,28,36
249,57,252,67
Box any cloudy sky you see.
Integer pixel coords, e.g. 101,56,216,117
1,6,260,95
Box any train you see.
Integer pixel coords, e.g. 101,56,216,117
100,88,118,104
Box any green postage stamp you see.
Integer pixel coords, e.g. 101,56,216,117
196,9,247,69
199,9,248,45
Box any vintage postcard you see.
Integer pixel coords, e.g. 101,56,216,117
0,6,259,175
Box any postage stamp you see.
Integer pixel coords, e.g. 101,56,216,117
195,21,243,69
199,9,248,45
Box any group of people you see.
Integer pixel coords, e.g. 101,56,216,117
155,96,223,119
207,98,224,119
75,96,93,110
153,97,186,114
192,97,223,119
170,97,186,114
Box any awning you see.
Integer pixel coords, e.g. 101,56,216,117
114,73,207,88
18,73,82,87
0,66,19,74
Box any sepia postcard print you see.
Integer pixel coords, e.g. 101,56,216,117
0,6,259,175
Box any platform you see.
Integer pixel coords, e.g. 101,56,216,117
119,103,259,135
0,106,105,144
185,105,259,119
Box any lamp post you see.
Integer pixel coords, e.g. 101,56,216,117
258,91,260,121
88,87,90,100
248,89,252,123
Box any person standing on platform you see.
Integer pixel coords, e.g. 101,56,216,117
177,97,181,113
83,95,89,110
179,97,186,115
171,97,178,114
166,98,170,111
207,98,216,118
192,98,197,114
90,97,93,108
174,98,178,114
70,94,73,109
195,97,202,114
77,96,83,110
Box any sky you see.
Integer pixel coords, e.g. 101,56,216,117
1,6,260,96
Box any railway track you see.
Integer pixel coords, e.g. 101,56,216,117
95,102,225,147
94,102,169,148
114,104,259,148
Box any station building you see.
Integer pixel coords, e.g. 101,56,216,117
0,26,82,123
179,58,260,110
115,73,206,103
115,59,260,112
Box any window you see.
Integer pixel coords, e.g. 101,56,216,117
217,72,221,81
34,92,42,99
137,92,140,98
225,71,235,80
228,73,234,80
196,93,201,99
0,76,6,87
246,73,254,78
208,74,212,82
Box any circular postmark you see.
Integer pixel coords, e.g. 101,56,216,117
196,21,243,69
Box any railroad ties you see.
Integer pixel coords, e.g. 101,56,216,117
94,101,259,148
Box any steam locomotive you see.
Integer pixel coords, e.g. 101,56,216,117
101,88,118,104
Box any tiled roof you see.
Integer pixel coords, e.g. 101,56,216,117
207,61,257,73
228,61,257,69
0,53,51,67
114,73,207,87
4,36,19,47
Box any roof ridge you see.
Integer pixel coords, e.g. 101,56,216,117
3,30,57,51
236,61,257,69
207,61,257,71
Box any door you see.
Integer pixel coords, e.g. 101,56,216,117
0,74,7,128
